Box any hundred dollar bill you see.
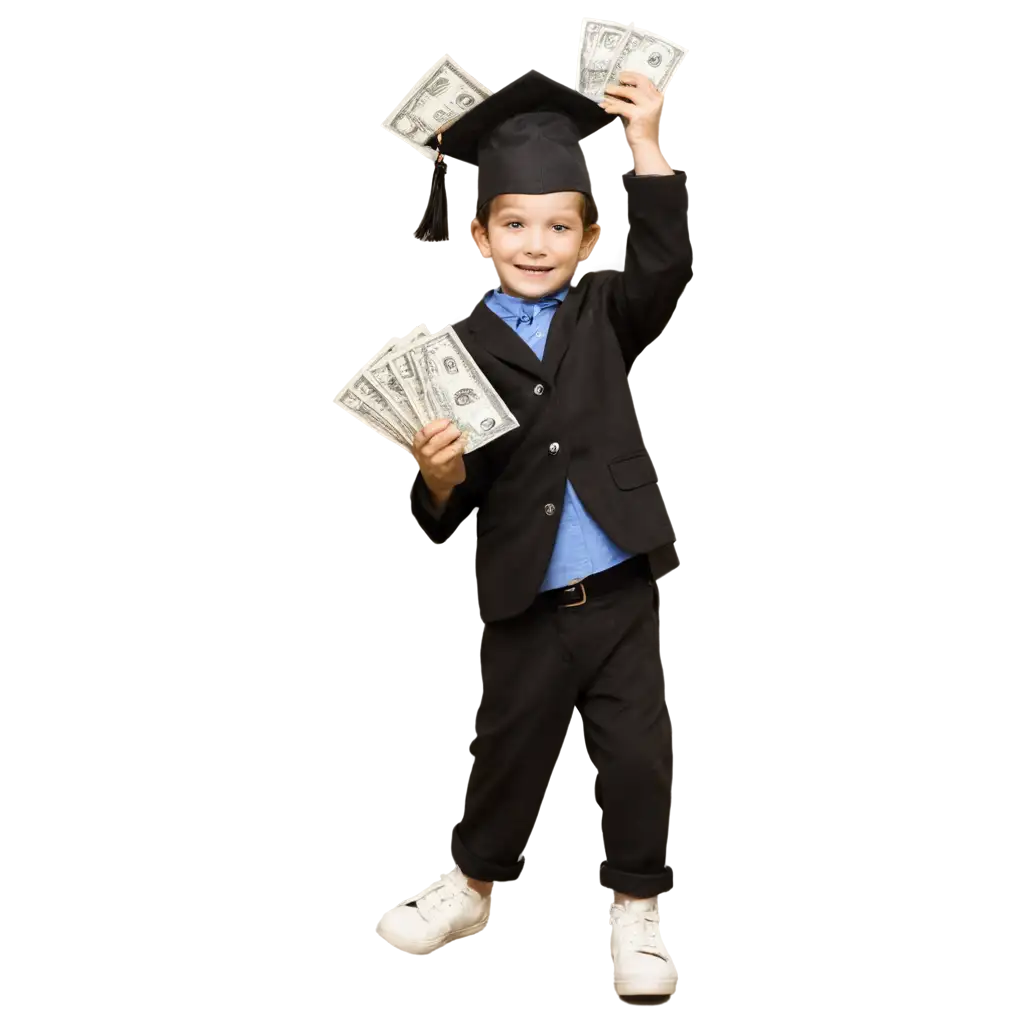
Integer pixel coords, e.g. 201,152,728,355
399,326,519,454
577,17,632,100
601,24,687,95
382,54,491,159
334,386,411,452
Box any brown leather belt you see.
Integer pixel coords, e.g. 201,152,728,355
536,554,652,610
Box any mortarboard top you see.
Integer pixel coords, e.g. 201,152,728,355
414,69,618,242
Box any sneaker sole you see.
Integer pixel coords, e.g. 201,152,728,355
375,915,489,955
614,975,677,997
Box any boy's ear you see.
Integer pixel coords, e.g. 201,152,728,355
585,223,606,264
468,216,491,266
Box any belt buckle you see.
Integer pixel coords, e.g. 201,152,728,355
561,579,587,608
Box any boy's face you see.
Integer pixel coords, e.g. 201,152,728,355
471,191,601,300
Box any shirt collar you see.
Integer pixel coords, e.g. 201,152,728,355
487,281,570,320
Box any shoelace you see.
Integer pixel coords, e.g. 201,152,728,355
407,870,471,920
610,902,665,956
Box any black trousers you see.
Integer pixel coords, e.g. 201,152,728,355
451,554,674,898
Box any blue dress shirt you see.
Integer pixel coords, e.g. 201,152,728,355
483,283,635,592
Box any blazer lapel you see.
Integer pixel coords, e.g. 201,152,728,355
466,296,552,385
540,286,578,382
464,285,581,386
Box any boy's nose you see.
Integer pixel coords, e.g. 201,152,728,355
525,231,548,254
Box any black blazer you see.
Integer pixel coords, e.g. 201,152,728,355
411,168,694,623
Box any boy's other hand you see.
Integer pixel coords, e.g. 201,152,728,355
413,418,469,505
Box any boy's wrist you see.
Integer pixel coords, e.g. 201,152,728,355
629,140,673,176
427,483,454,509
414,469,453,516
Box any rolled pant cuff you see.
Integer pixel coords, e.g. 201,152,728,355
600,860,673,897
451,825,525,882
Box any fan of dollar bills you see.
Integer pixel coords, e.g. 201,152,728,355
334,324,519,455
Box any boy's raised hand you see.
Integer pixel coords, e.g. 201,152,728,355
598,70,664,150
600,71,673,175
413,418,469,503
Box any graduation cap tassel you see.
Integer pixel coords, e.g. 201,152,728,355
414,132,449,242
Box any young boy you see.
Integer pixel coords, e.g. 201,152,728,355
375,69,693,999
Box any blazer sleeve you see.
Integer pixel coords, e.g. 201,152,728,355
410,445,491,544
605,169,694,372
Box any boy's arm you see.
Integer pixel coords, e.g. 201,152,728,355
597,73,694,372
410,446,489,544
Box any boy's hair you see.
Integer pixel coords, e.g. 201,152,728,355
475,191,599,233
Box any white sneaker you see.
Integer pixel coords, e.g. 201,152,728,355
609,896,678,996
376,866,490,955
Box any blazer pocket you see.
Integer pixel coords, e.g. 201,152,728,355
608,450,658,490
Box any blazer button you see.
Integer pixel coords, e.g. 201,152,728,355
548,442,560,455
534,383,545,395
544,503,557,516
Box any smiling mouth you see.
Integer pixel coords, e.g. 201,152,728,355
516,265,554,274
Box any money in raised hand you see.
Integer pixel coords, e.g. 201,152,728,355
577,18,632,100
601,24,687,95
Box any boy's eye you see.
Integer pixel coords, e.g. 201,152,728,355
505,220,577,230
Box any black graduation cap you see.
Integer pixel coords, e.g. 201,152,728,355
414,69,617,242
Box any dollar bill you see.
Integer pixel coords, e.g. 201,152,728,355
368,335,399,368
601,24,687,94
334,386,411,452
388,325,452,425
398,326,519,455
386,322,446,427
577,18,632,100
407,344,444,423
364,356,423,436
387,350,434,428
337,367,416,446
366,331,434,428
382,54,491,159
